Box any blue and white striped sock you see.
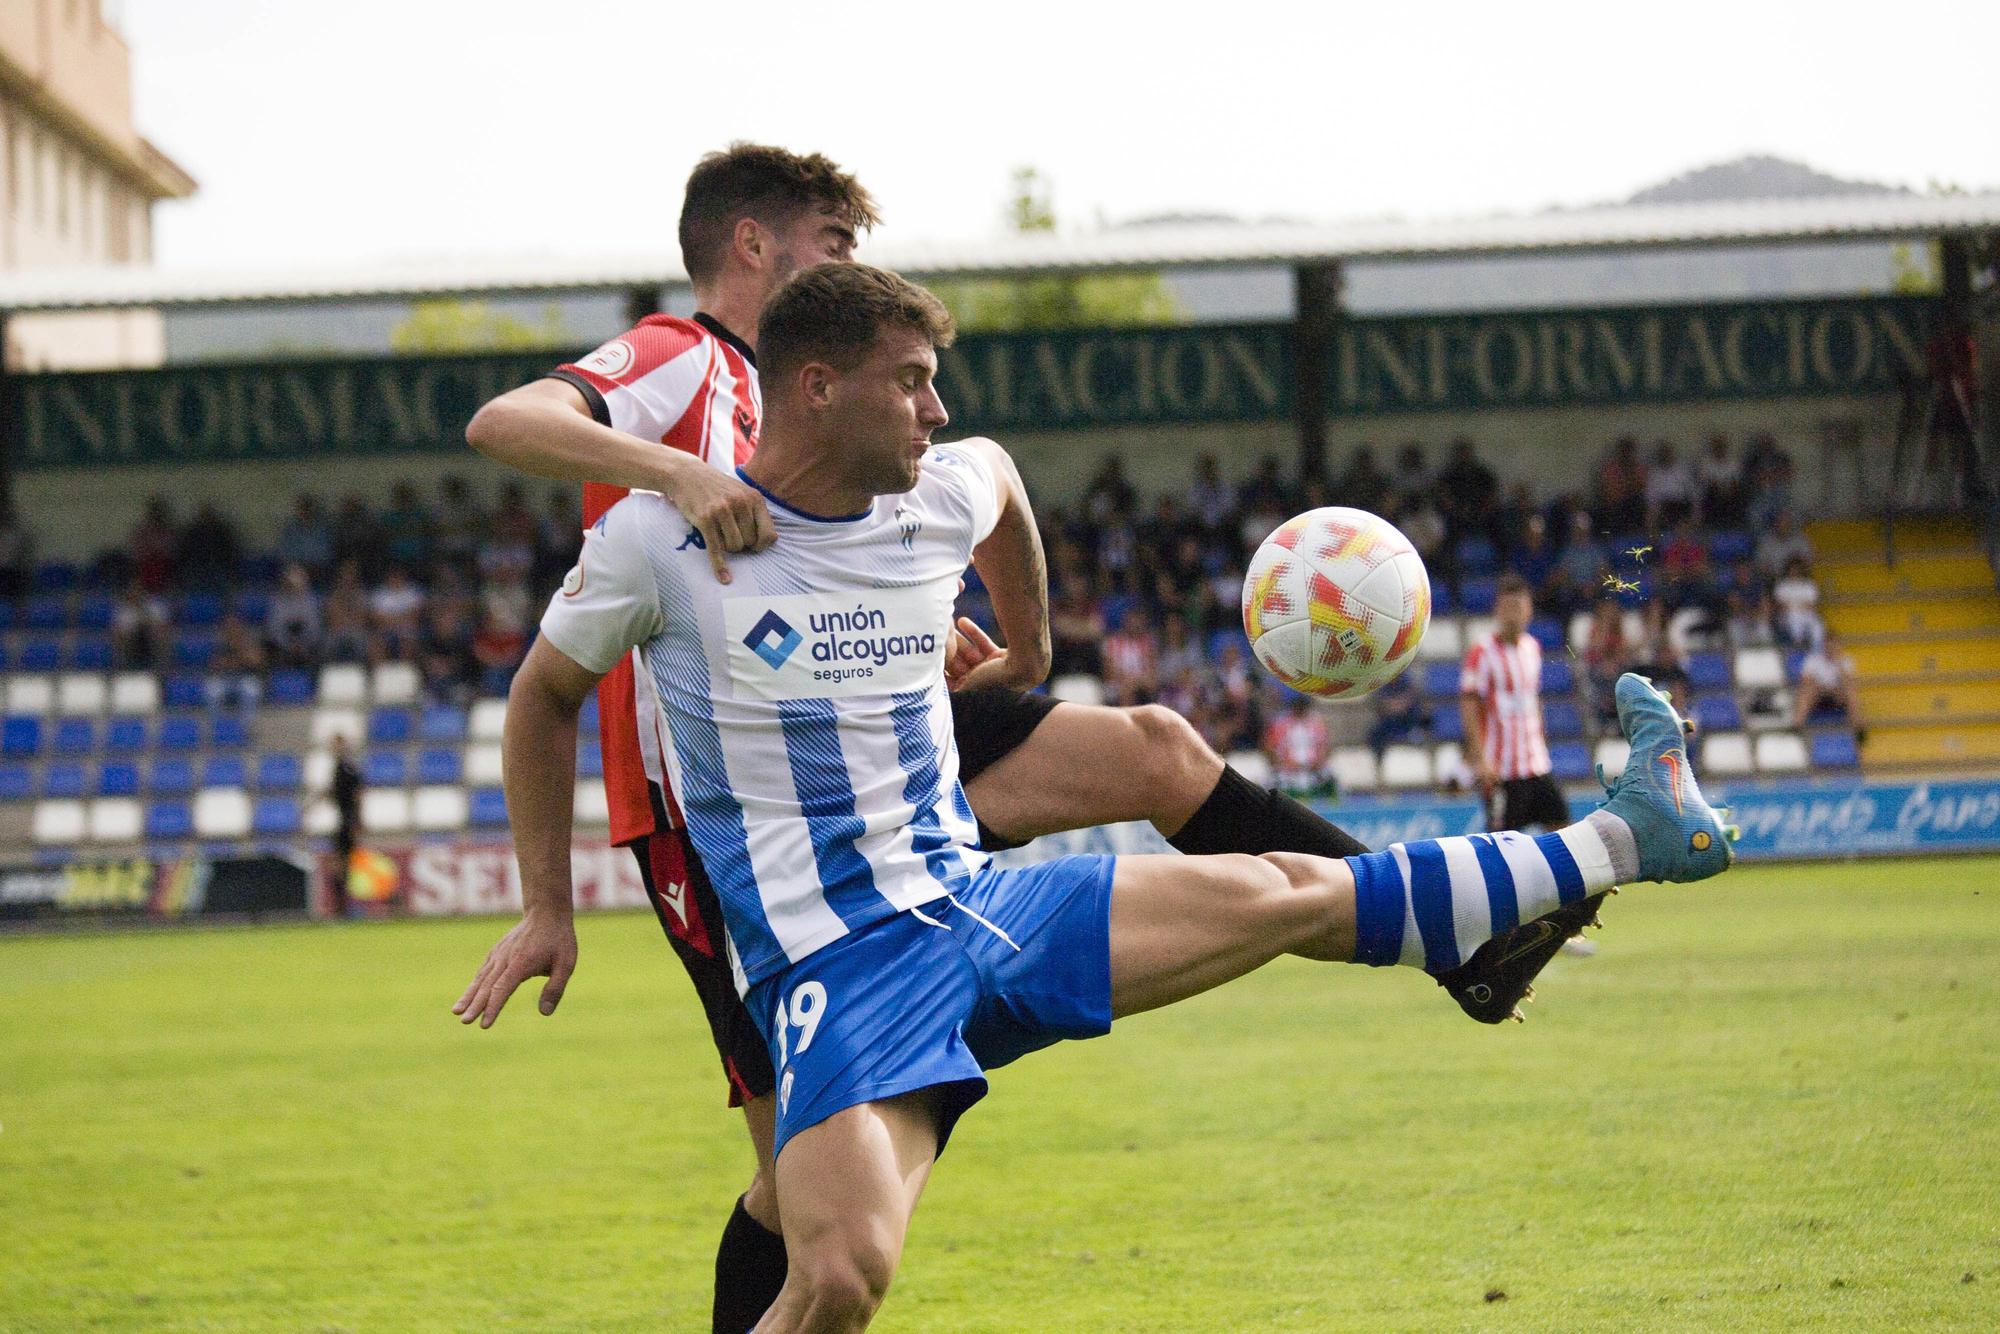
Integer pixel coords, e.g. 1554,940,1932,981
1345,824,1618,973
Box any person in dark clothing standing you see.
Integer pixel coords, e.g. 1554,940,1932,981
324,734,363,918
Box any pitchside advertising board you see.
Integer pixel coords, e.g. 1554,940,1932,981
4,295,1941,469
0,852,308,923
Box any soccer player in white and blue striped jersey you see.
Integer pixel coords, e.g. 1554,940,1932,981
476,263,1734,1331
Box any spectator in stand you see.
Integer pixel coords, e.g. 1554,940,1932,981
1461,573,1568,833
129,496,178,593
1582,594,1632,724
1155,614,1205,684
0,501,33,598
1542,510,1606,621
1772,556,1823,647
321,561,371,663
533,487,582,592
434,475,486,573
1490,483,1535,558
1387,442,1429,508
1335,444,1391,514
1187,453,1236,536
1660,519,1716,613
1724,581,1777,651
1238,453,1289,514
264,564,323,668
478,483,537,587
1048,575,1105,679
1632,600,1688,698
379,481,434,572
208,613,266,711
1508,512,1558,596
1101,608,1159,706
1082,453,1137,524
1643,440,1696,531
1394,492,1448,588
471,603,527,695
276,495,334,575
112,577,170,671
1595,437,1647,532
1436,437,1498,539
321,733,362,919
422,562,479,701
1793,628,1862,729
1265,694,1333,796
1367,669,1427,757
331,495,382,580
1744,436,1796,532
177,503,242,591
368,566,426,663
1756,508,1814,582
1696,434,1742,525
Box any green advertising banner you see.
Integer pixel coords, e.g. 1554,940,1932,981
2,295,1940,470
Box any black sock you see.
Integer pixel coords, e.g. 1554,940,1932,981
713,1194,787,1334
1166,764,1371,859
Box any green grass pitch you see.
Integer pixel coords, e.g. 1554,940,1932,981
3,856,1997,1332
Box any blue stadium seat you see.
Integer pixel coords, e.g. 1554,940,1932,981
267,669,314,706
237,555,282,588
1540,658,1575,696
1455,535,1499,576
0,640,10,669
74,596,115,631
419,705,466,742
0,763,32,802
256,753,303,791
469,786,509,826
202,755,248,789
234,591,271,625
42,762,87,799
578,692,600,732
69,637,113,670
1810,731,1860,769
1549,741,1593,782
1784,648,1807,683
1708,531,1753,564
105,716,147,752
34,561,78,591
163,673,206,710
0,601,13,631
150,758,195,795
2,716,43,759
417,748,462,785
363,751,406,786
1458,577,1498,614
210,715,250,750
146,802,194,840
252,796,302,836
576,740,603,780
368,708,414,745
169,633,218,670
1693,694,1743,733
20,638,61,671
1541,699,1583,739
157,717,202,752
1430,706,1465,743
97,762,140,798
1615,573,1652,608
1686,652,1732,692
23,596,68,631
53,718,96,755
1428,581,1455,616
177,592,226,628
1422,662,1461,697
1529,615,1565,651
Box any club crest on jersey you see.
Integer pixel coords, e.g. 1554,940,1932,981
735,407,755,441
677,526,706,551
560,563,585,597
742,610,804,669
895,505,921,551
577,338,635,381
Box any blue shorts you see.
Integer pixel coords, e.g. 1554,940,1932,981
745,854,1117,1160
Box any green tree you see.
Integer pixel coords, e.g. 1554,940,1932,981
930,168,1185,332
390,300,572,353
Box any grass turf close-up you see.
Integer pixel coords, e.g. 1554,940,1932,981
2,855,1997,1332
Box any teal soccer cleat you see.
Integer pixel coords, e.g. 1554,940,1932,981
1600,673,1735,884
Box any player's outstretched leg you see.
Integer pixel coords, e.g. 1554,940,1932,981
1433,671,1736,1022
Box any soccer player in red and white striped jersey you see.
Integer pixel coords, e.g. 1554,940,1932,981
1460,573,1571,833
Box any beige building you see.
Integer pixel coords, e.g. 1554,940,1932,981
0,0,193,369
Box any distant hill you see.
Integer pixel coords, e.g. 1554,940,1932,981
1623,154,1908,206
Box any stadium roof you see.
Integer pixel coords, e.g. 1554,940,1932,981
3,191,1998,314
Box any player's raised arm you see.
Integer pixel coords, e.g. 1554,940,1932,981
953,437,1052,692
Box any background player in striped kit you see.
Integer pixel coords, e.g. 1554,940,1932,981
470,262,1736,1331
1461,573,1571,834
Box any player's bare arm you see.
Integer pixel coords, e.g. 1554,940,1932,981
1459,690,1495,791
947,438,1050,694
451,635,601,1028
466,378,775,579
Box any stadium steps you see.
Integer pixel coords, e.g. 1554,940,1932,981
1862,720,2000,768
1856,679,2000,726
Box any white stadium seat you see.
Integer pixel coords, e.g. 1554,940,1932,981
1568,612,1595,654
414,785,469,832
1701,732,1754,777
304,798,339,837
1381,744,1433,789
371,662,420,705
1331,746,1378,794
1048,674,1105,706
193,788,253,839
1734,647,1784,691
6,675,55,715
1754,731,1810,774
465,744,505,786
1463,616,1496,646
311,708,364,747
469,698,509,741
317,664,367,706
361,788,412,833
34,800,86,843
303,749,335,792
110,672,161,715
1667,607,1708,655
87,797,142,842
1594,737,1632,777
1621,611,1644,646
1417,618,1462,662
574,780,610,826
1744,689,1792,731
57,673,108,716
1225,748,1273,789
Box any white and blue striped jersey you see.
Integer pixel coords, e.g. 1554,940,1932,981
538,441,1002,989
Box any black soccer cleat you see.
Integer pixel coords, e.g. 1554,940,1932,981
1435,891,1611,1024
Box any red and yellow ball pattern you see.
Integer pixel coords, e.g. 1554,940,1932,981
1241,507,1430,699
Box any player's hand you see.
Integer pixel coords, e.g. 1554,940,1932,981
945,617,1031,692
452,910,578,1028
654,455,775,585
1474,758,1499,795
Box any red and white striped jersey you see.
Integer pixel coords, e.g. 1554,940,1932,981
1265,710,1330,780
546,313,760,846
1460,631,1552,781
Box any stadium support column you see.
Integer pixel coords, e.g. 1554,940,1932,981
1293,261,1342,482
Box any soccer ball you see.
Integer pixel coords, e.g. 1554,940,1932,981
1241,507,1431,699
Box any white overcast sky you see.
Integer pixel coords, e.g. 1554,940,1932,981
125,0,2000,272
